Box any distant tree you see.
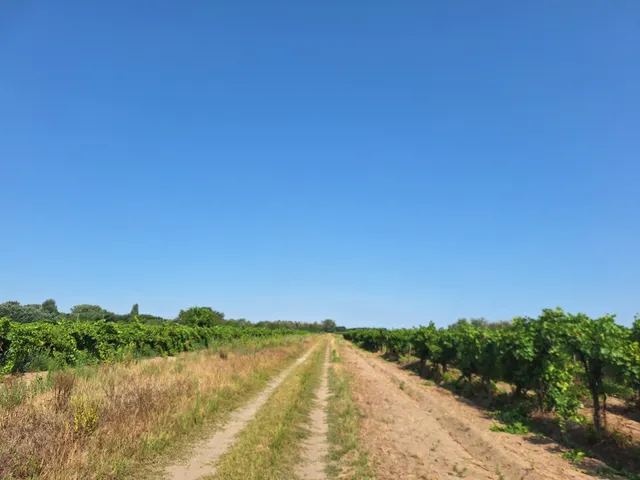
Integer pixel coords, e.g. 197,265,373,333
130,303,139,316
228,318,251,327
253,319,317,331
453,318,509,330
0,301,58,323
41,299,59,315
0,301,34,322
487,320,512,330
633,315,640,343
70,304,114,322
322,319,337,333
136,314,167,325
469,318,489,328
177,307,225,327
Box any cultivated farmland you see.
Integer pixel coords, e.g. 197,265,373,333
1,307,639,479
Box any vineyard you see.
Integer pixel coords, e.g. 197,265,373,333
0,317,304,375
3,307,640,479
344,309,640,440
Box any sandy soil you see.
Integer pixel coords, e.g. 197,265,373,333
164,346,314,480
580,396,640,441
341,342,597,480
296,342,331,480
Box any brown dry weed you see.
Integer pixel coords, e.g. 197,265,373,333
0,337,312,480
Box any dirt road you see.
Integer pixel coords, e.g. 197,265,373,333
341,342,595,480
165,346,317,480
159,337,610,480
296,342,331,480
163,339,334,480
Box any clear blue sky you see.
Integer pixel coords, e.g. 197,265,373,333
2,1,638,328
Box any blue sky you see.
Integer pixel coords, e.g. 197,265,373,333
1,1,638,327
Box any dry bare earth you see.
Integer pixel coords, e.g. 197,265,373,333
296,342,331,480
341,342,597,480
165,346,316,480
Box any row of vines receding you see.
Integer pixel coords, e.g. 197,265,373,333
343,308,640,440
0,318,306,375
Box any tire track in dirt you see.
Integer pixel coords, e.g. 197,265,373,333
341,343,495,480
295,341,331,480
344,343,595,480
165,344,317,480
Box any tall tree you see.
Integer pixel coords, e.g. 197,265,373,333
70,304,114,322
0,301,57,323
41,299,59,315
322,319,336,332
177,307,225,327
130,303,139,316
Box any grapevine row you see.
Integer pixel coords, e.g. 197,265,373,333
343,308,640,438
0,317,305,375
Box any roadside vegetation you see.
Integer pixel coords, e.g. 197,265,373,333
0,336,312,479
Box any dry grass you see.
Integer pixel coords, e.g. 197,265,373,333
0,336,313,480
208,339,327,480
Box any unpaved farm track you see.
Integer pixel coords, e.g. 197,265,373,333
342,342,594,480
165,346,316,480
296,342,331,480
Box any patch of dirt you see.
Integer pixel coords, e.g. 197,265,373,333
164,347,315,480
296,342,331,480
342,343,597,480
580,397,640,442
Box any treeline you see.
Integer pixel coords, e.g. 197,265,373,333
0,300,166,325
343,309,640,439
0,300,342,332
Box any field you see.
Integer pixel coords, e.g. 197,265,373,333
2,310,640,479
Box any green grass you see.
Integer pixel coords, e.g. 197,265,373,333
488,403,532,435
561,449,586,462
489,421,530,435
0,374,52,409
208,342,326,479
326,342,372,480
